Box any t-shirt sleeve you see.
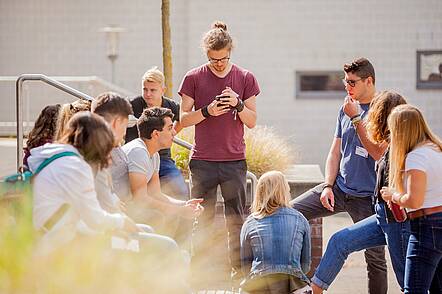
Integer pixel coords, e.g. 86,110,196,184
405,148,428,172
153,153,160,172
178,72,195,99
334,110,343,138
126,147,149,177
243,72,260,100
172,100,180,122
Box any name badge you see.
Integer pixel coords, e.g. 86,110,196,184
355,146,368,158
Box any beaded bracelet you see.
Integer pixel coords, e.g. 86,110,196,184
351,114,362,127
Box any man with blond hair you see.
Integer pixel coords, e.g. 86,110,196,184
126,67,188,200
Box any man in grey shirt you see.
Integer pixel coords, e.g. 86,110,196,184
122,107,203,242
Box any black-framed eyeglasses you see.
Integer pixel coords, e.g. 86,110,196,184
208,56,230,64
342,78,363,87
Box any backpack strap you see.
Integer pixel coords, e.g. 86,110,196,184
34,151,79,175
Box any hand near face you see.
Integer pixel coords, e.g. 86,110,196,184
343,96,360,118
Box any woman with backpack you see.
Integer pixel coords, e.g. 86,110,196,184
28,112,139,254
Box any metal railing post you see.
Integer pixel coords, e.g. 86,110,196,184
15,74,93,171
16,77,23,171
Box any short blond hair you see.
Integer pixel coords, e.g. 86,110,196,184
141,66,164,86
251,171,291,219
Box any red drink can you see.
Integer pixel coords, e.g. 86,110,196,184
390,202,407,222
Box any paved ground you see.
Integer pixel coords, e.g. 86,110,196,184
323,213,401,294
0,138,18,177
0,138,402,293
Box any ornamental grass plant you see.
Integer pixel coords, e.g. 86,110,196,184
171,125,296,178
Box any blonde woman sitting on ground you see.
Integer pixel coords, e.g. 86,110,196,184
240,171,312,294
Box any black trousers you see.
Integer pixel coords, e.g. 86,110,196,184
189,159,247,277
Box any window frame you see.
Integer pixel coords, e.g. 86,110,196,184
295,70,346,99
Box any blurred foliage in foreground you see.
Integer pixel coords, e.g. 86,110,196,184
0,192,189,294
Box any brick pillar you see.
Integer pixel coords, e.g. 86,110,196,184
307,218,322,278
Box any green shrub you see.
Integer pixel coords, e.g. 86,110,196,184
171,125,296,178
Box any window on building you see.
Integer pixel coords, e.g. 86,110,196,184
295,71,346,99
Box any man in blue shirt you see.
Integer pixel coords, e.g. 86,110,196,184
291,58,388,294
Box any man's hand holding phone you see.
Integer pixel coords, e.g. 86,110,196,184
215,94,231,108
206,94,231,117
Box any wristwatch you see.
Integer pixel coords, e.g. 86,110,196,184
235,98,245,112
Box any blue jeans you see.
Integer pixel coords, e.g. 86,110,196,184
159,158,189,200
404,212,442,294
312,202,411,290
291,183,388,294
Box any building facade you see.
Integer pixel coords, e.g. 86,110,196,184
1,0,441,167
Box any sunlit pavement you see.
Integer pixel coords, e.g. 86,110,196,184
0,138,17,177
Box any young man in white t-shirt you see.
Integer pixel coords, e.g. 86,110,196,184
122,107,203,239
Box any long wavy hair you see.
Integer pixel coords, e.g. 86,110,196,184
55,99,91,140
26,104,61,150
251,171,291,219
366,91,407,144
388,104,442,192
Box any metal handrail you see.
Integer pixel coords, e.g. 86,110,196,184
1,75,135,97
16,74,93,170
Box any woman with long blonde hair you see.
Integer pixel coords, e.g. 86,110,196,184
240,171,311,294
381,104,442,293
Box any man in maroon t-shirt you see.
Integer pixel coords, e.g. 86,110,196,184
178,21,260,287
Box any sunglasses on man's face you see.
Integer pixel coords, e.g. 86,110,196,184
342,78,364,87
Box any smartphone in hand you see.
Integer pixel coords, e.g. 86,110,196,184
215,95,230,108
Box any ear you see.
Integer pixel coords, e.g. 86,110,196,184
151,129,159,139
110,117,118,130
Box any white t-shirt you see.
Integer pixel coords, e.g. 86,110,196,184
405,143,442,212
122,138,160,187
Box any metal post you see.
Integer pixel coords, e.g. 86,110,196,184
16,77,23,171
99,26,125,84
15,74,93,171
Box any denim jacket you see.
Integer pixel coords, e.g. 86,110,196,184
240,207,311,283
